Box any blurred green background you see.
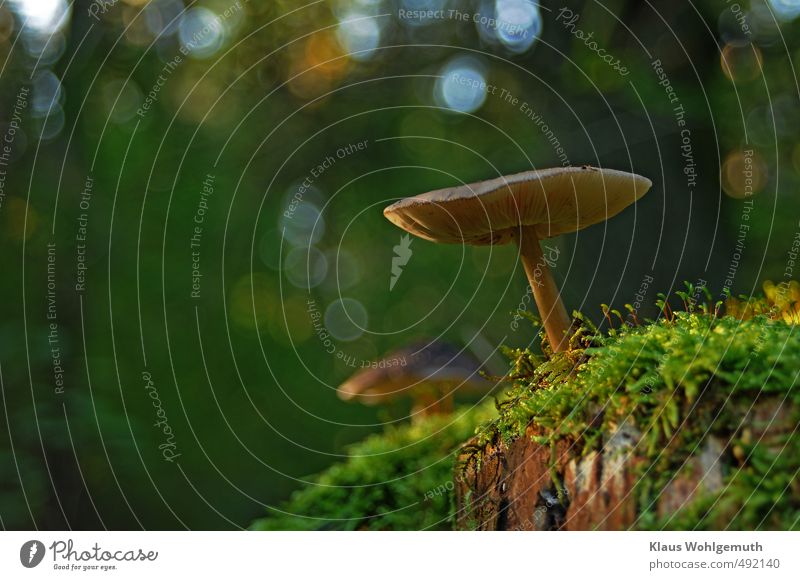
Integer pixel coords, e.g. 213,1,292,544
0,0,798,529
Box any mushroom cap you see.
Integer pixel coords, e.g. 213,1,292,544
337,341,488,405
383,166,652,245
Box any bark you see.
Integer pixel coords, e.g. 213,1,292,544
454,397,791,530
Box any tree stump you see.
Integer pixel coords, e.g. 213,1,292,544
454,397,792,530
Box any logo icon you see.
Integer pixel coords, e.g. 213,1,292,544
390,234,413,291
20,540,45,568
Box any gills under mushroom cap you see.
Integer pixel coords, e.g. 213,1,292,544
383,166,652,245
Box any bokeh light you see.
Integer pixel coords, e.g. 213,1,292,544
721,149,768,199
24,32,66,64
10,0,70,60
768,0,800,21
325,248,362,291
324,298,368,341
749,3,783,45
717,6,753,46
720,43,763,83
336,12,382,60
30,70,65,140
31,70,63,116
144,0,183,38
284,246,329,289
4,197,37,241
493,0,542,53
179,7,226,59
0,7,16,43
434,56,488,113
288,30,350,99
229,273,276,330
101,79,143,124
277,296,315,344
745,106,778,148
279,201,326,247
32,106,65,141
10,0,69,35
398,0,447,27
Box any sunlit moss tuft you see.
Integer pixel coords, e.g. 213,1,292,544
250,403,495,531
470,285,800,530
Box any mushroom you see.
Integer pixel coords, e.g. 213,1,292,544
383,166,652,352
337,340,489,418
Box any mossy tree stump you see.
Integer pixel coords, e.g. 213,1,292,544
453,306,800,531
455,397,792,530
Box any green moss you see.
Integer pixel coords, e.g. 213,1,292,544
252,285,800,531
251,402,495,530
471,308,800,530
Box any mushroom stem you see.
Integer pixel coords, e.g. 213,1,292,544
411,390,451,421
514,226,572,352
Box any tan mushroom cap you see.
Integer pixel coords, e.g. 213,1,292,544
337,341,488,405
383,166,652,245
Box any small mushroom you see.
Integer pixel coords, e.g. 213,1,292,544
383,166,652,352
337,340,489,418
